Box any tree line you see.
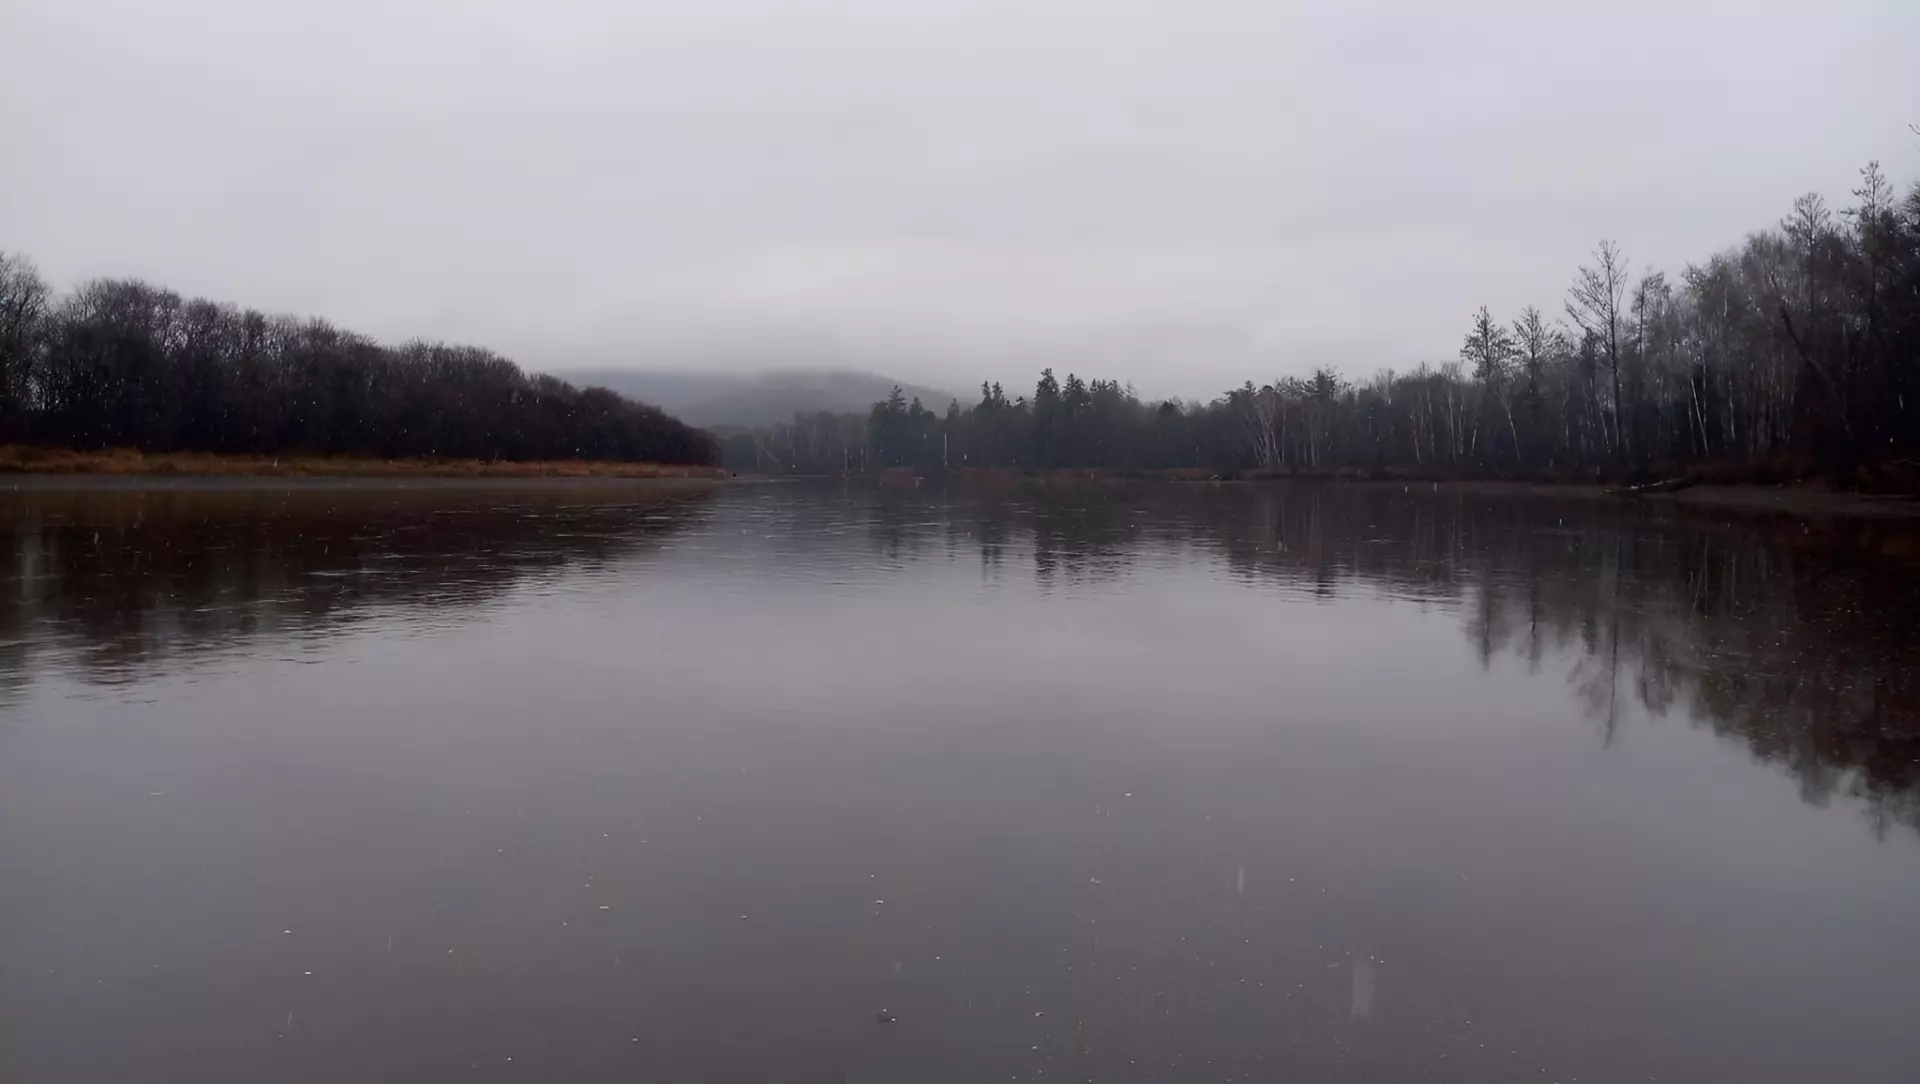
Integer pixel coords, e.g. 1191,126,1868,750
726,157,1920,480
0,260,718,465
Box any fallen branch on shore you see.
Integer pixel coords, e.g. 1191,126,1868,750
1607,474,1702,497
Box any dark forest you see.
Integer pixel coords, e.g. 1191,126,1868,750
6,157,1917,479
726,160,1920,482
0,264,718,466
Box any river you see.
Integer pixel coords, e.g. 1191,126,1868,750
3,478,1917,1083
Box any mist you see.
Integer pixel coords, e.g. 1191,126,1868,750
4,0,1916,398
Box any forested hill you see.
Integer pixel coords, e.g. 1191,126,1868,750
0,262,718,467
730,159,1920,482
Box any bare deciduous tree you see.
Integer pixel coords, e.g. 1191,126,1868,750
1566,240,1632,464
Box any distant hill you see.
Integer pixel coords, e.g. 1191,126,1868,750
552,369,962,429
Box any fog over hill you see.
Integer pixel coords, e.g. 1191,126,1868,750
554,369,961,428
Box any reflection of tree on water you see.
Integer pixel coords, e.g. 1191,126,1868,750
9,479,1916,837
907,482,1920,838
1193,486,1920,837
1458,507,1919,838
0,484,714,696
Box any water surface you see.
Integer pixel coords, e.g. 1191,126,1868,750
3,479,1918,1083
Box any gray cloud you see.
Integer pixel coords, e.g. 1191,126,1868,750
5,0,1916,398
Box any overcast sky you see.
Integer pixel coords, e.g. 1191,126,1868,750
4,0,1916,398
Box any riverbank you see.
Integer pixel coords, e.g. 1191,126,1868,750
856,466,1920,520
1338,478,1920,520
0,445,724,480
9,447,1916,520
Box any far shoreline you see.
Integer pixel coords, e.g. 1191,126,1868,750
1320,477,1920,520
0,446,725,488
0,474,725,495
848,467,1920,521
5,446,1917,520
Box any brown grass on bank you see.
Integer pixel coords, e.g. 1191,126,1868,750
0,445,726,480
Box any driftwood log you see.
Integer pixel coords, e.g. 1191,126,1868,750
1607,474,1702,497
